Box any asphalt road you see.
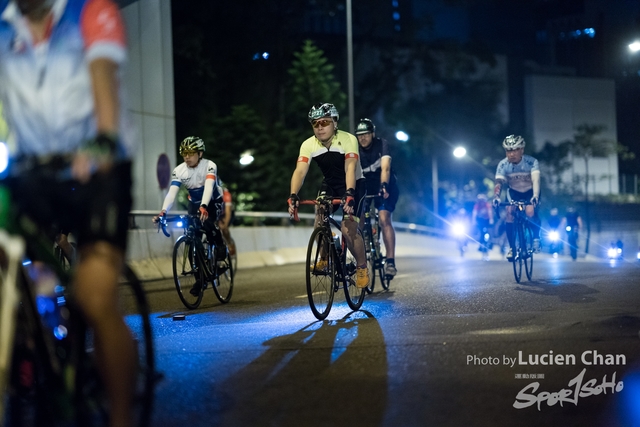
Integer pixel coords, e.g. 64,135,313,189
124,253,640,427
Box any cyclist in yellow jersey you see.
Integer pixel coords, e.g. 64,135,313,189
287,103,370,289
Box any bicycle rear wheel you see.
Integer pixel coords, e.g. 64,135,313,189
306,227,335,320
172,235,203,310
512,224,523,283
212,247,234,304
343,229,366,311
523,225,534,281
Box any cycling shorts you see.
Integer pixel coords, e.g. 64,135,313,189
371,180,399,213
508,188,540,203
317,178,367,218
10,160,133,252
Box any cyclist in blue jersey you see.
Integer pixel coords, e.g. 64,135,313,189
355,118,399,277
153,137,227,296
287,103,370,289
492,135,542,260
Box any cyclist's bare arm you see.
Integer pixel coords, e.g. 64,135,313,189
344,157,357,193
290,161,310,196
380,156,391,198
72,58,120,183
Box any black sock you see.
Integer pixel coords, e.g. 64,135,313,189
506,223,515,249
386,258,395,265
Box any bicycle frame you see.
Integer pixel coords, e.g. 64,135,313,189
361,195,388,292
293,197,365,320
499,201,534,283
0,182,156,426
159,213,234,308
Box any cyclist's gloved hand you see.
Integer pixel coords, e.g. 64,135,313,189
379,182,389,199
199,205,209,221
73,132,120,183
492,197,501,209
342,188,356,215
288,193,300,216
530,196,539,207
152,209,166,224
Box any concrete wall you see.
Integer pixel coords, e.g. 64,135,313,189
125,227,462,281
524,75,619,195
121,1,176,211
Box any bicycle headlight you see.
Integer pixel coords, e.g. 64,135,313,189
0,142,8,175
549,231,559,242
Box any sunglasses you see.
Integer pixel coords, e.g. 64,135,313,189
312,119,333,129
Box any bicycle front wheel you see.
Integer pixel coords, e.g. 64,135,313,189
77,265,157,427
306,227,335,320
362,225,376,294
523,225,534,281
173,235,203,309
212,248,234,304
512,224,523,283
343,229,366,311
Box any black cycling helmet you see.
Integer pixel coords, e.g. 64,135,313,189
308,103,339,123
355,118,375,135
179,136,205,156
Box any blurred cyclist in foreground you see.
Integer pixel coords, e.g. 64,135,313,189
0,0,138,425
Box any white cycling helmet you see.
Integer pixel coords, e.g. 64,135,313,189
502,135,525,150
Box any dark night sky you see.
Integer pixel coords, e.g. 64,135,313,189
170,0,640,174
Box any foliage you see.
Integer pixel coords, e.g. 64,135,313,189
534,140,573,195
286,40,347,130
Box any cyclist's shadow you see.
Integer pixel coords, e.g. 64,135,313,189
516,279,599,303
215,310,388,426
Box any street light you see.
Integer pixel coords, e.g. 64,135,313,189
432,145,467,219
453,146,467,158
395,130,410,142
239,150,254,166
629,41,640,53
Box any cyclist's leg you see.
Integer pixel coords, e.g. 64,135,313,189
204,201,227,259
340,180,366,265
378,181,398,262
72,161,135,427
340,180,369,288
55,230,76,264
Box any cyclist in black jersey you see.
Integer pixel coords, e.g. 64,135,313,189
355,118,399,277
287,103,370,289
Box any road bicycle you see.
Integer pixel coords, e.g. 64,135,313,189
158,214,234,309
498,201,534,283
291,196,366,320
361,195,389,293
0,187,156,427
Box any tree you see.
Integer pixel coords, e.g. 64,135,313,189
286,40,347,130
565,124,618,254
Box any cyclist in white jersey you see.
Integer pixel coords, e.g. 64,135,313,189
492,135,542,260
153,136,227,264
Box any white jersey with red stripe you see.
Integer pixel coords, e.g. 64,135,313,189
0,0,136,158
169,159,221,205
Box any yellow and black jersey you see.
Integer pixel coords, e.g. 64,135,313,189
297,131,364,189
